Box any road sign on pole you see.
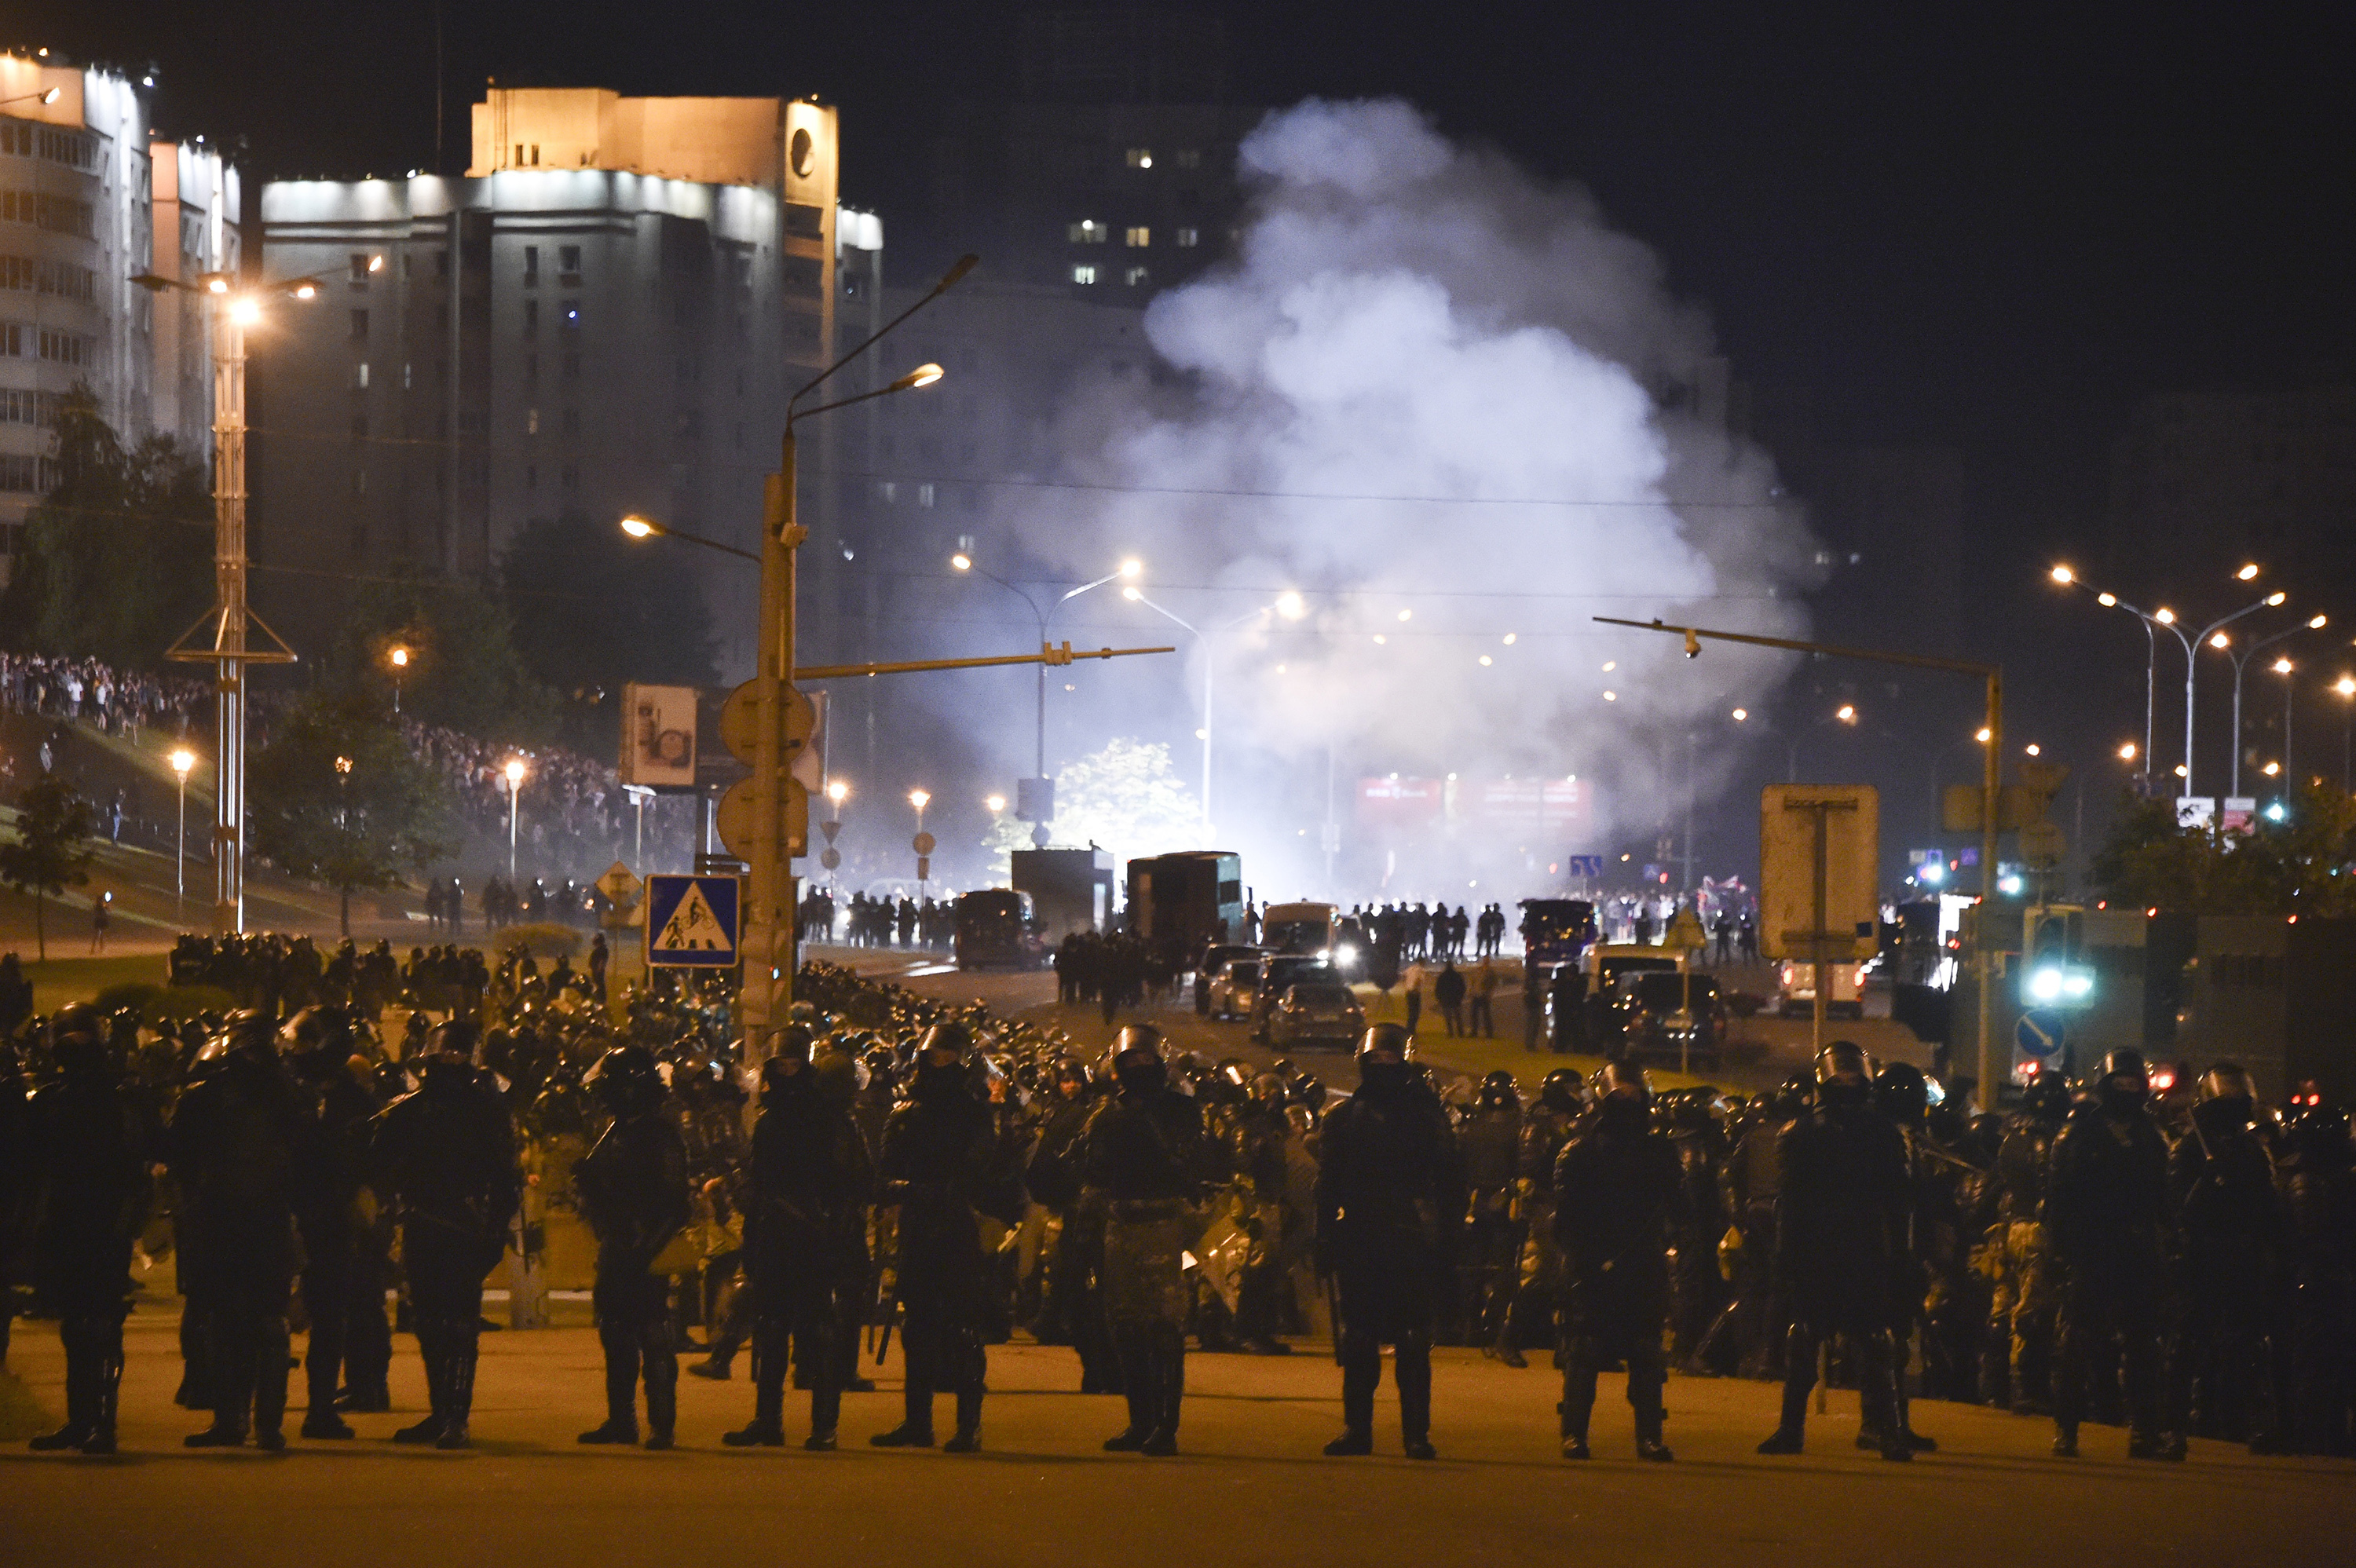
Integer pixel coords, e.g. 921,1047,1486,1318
1761,784,1881,1055
2016,1008,2064,1061
645,874,741,967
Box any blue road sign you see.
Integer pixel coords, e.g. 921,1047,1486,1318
1568,855,1605,877
645,874,741,967
2016,1007,2064,1059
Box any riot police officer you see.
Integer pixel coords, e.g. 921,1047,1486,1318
1458,1071,1522,1348
282,1007,381,1440
2166,1063,2285,1452
2046,1047,2171,1459
1985,1069,2068,1411
723,1034,875,1449
26,1005,155,1454
575,1044,692,1449
1756,1040,1915,1461
1229,1071,1298,1356
1552,1062,1680,1460
1082,1025,1209,1455
170,1011,305,1449
872,1023,1012,1453
1026,1055,1116,1389
1490,1067,1582,1368
1315,1025,1465,1460
372,1020,519,1449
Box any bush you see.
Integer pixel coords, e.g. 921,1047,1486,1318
496,923,584,961
93,981,238,1024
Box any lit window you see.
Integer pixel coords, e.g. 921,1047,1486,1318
1125,227,1151,247
353,362,369,389
1072,265,1099,285
1125,148,1153,168
918,483,936,509
874,481,897,505
1174,228,1199,248
1125,266,1149,287
1066,220,1107,244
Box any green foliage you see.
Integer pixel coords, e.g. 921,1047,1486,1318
0,774,98,960
0,388,212,664
983,737,1203,877
323,572,555,744
2088,786,2356,916
248,693,458,932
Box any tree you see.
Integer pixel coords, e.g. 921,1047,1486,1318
322,572,556,744
248,694,459,934
0,776,98,960
500,514,721,753
983,738,1203,877
2088,785,2356,916
0,388,213,664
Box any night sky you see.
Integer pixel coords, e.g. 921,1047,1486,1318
16,2,2354,865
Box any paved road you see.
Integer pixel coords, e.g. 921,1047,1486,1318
7,1314,2351,1566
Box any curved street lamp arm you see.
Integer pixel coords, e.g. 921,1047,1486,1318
791,254,979,413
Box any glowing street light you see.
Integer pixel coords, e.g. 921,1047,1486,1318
2226,612,2325,798
170,748,197,918
616,512,759,563
388,644,409,713
2118,741,2138,762
503,758,527,877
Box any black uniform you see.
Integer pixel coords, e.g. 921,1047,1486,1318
573,1065,693,1448
2165,1088,2283,1447
373,1057,520,1448
1760,1076,1913,1457
170,1039,305,1447
287,1044,382,1435
1552,1090,1681,1457
726,1057,874,1447
1315,1058,1465,1457
1080,1065,1209,1453
1027,1080,1114,1389
25,1032,155,1453
873,1058,1013,1449
2045,1078,2171,1455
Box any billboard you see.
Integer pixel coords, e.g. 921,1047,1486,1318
620,682,698,788
1355,775,1593,836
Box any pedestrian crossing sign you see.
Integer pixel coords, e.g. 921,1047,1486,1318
644,874,741,967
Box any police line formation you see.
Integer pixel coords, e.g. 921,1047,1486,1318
4,938,2353,1464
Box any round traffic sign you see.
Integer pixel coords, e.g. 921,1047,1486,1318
819,847,842,871
2016,1007,2064,1059
913,832,937,857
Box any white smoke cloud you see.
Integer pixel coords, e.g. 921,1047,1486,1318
978,99,1820,893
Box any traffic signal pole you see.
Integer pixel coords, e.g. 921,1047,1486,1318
739,435,799,1060
1597,617,2007,1110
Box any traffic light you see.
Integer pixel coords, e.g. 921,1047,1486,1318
2021,907,2091,1007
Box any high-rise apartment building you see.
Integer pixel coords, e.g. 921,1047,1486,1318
253,89,845,669
0,50,232,572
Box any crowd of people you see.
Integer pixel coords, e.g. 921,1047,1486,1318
0,652,205,741
798,889,953,951
2,941,2352,1467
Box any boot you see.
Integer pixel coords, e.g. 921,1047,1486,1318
253,1315,291,1451
1560,1362,1597,1452
1632,1369,1673,1462
81,1336,122,1456
1141,1334,1183,1456
642,1334,678,1450
1105,1331,1154,1450
393,1341,446,1444
725,1328,788,1447
942,1385,982,1453
31,1321,94,1450
805,1386,841,1450
870,1383,935,1448
1758,1348,1812,1453
1326,1336,1377,1455
435,1347,476,1449
580,1325,640,1444
1397,1334,1435,1460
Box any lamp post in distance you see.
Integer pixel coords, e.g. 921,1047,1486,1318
2219,613,2326,799
170,748,197,919
388,645,409,714
1118,580,1308,833
951,550,1140,844
619,513,759,563
503,758,526,879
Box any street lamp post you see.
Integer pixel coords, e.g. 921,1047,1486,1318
2224,616,2325,799
909,789,931,903
170,747,196,921
504,758,525,879
952,552,1139,845
2337,676,2356,795
1118,587,1307,835
388,645,409,714
734,256,974,1060
136,267,317,933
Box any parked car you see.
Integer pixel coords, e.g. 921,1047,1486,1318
1264,979,1366,1049
1195,943,1263,1014
1776,959,1864,1019
1250,954,1341,1041
1208,956,1266,1020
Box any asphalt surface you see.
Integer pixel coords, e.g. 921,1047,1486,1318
7,1316,2352,1566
